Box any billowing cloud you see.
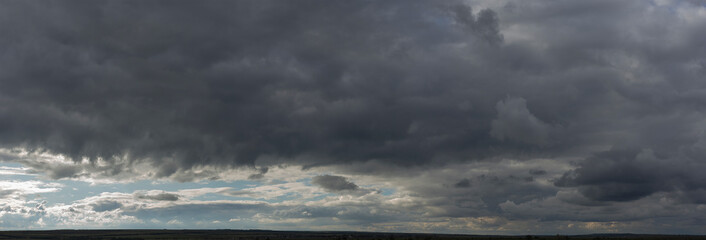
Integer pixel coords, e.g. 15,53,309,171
555,147,706,203
0,0,705,234
0,0,510,179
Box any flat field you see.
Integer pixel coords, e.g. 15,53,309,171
0,230,702,240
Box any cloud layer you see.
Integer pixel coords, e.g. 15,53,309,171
0,0,705,234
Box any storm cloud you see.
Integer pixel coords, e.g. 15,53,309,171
0,0,510,177
0,0,706,234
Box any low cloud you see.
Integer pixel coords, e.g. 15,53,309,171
555,147,706,203
247,167,269,180
311,175,359,192
135,192,180,201
90,200,123,212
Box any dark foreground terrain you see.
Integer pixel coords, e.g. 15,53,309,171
0,230,702,240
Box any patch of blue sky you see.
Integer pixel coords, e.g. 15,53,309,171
379,188,395,196
5,160,300,206
36,180,90,204
192,192,232,201
38,178,266,206
301,177,315,185
0,173,35,181
0,162,36,180
307,192,335,202
271,191,302,201
149,179,263,191
190,193,259,203
0,162,27,168
191,191,305,203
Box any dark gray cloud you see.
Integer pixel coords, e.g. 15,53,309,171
454,178,471,188
0,0,659,178
0,0,510,177
46,165,82,179
528,169,546,176
247,167,269,180
452,4,504,45
555,147,706,203
90,200,122,212
0,0,706,232
311,175,358,192
135,192,179,201
490,97,558,146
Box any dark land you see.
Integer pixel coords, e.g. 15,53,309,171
0,230,702,240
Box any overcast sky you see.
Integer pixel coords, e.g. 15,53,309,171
1,0,705,234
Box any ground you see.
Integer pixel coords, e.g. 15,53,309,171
0,230,702,240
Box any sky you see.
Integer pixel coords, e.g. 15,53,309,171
0,0,705,235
